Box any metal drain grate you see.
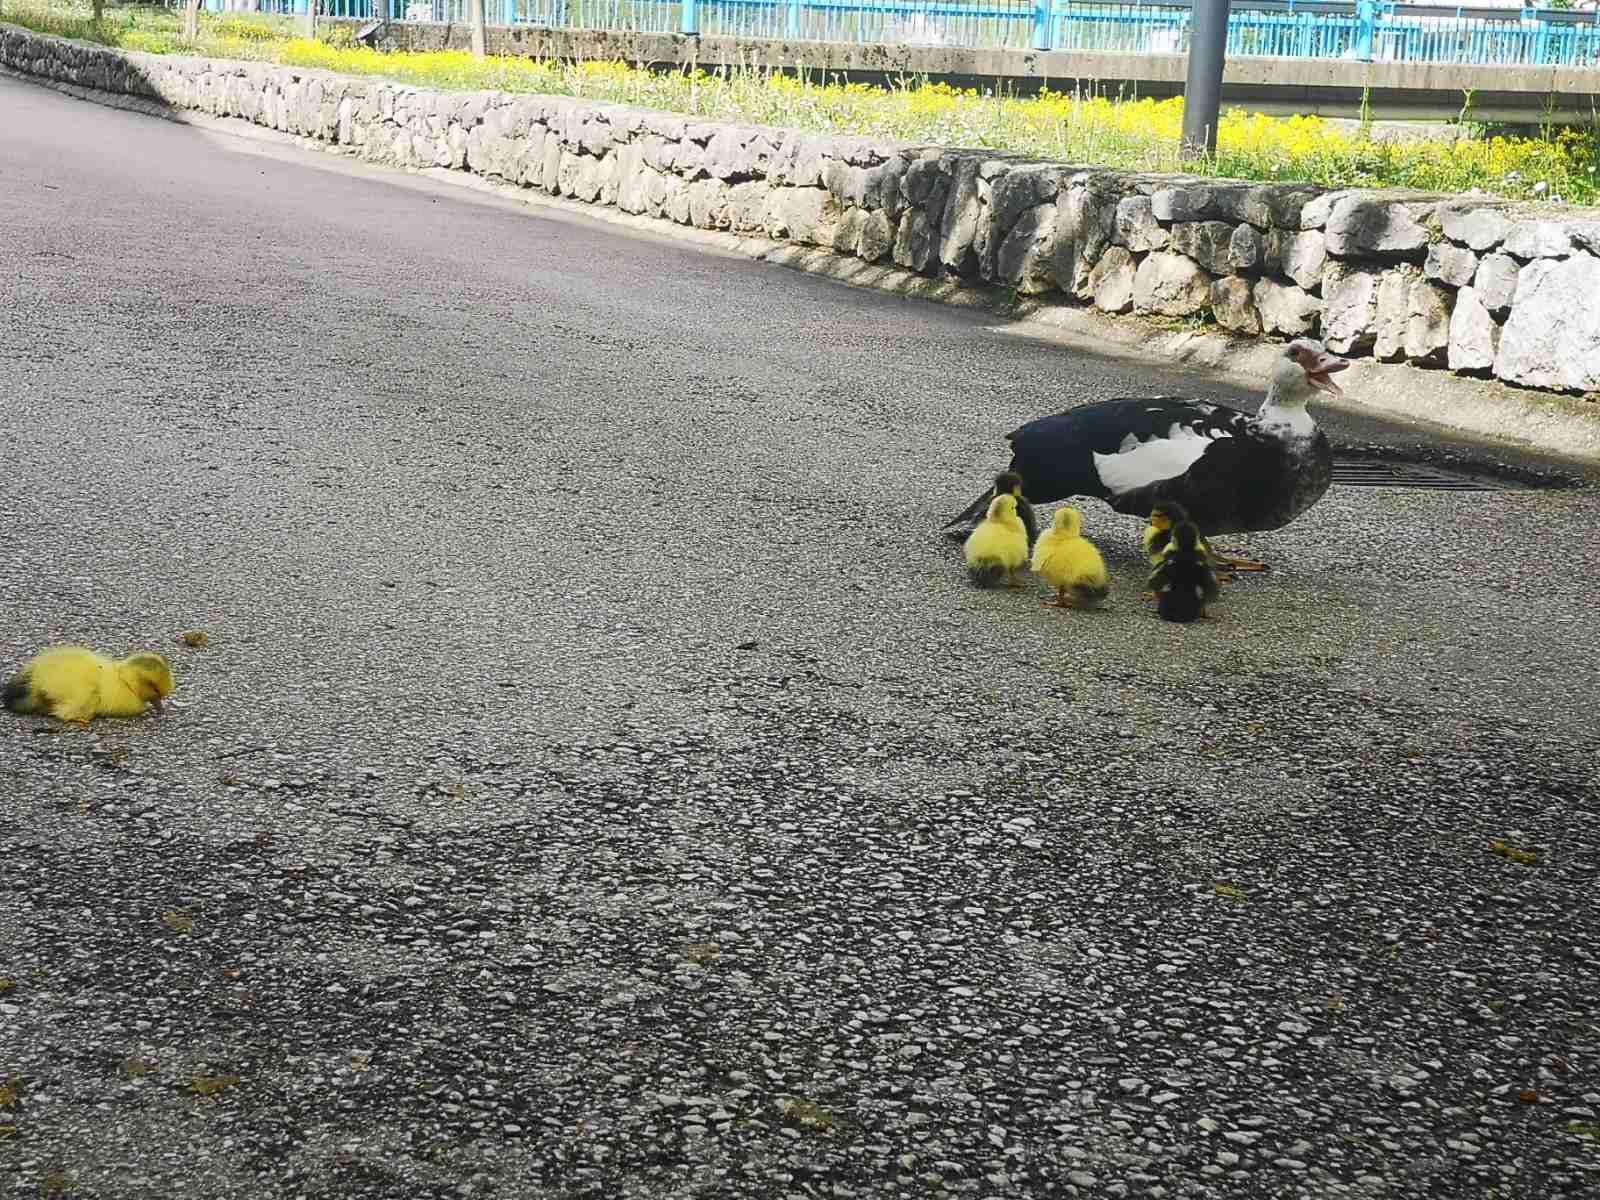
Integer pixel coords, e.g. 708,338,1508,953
1330,458,1521,491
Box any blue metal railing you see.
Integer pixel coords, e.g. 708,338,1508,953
199,0,1600,68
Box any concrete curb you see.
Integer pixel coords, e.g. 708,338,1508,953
9,61,1600,465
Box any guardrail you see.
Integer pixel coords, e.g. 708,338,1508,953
225,0,1600,68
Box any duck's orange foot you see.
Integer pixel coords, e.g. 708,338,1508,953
1212,551,1269,572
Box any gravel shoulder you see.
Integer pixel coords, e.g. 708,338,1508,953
2,75,1599,1200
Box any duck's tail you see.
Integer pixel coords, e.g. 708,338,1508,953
2,671,37,714
943,485,995,538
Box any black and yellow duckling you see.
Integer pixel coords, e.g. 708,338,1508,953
1031,506,1110,610
963,493,1029,588
994,470,1038,548
3,646,175,725
1147,522,1221,624
1143,500,1252,579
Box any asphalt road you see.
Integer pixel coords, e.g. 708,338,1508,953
2,74,1598,1200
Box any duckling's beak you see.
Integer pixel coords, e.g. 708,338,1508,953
149,697,165,715
1306,352,1350,396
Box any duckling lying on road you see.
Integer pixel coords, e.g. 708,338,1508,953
3,646,175,725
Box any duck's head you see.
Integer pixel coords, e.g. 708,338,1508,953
1052,506,1083,536
121,652,175,713
1148,501,1189,532
1272,339,1350,403
986,493,1019,522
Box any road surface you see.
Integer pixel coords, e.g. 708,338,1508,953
2,74,1597,1200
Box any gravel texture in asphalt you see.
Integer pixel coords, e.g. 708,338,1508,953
2,76,1599,1200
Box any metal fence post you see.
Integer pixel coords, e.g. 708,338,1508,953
1180,0,1230,156
1529,6,1550,65
1354,0,1376,61
681,0,698,35
1032,0,1052,50
786,0,801,38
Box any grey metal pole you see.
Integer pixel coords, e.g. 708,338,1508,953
469,0,487,58
1181,0,1231,157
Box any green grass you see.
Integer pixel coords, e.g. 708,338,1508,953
5,0,1599,203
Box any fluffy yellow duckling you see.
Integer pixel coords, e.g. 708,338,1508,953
3,646,175,725
963,493,1029,588
1031,506,1111,610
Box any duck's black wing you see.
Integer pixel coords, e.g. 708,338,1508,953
1005,397,1248,507
1109,427,1332,535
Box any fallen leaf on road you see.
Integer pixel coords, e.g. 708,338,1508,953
161,911,194,934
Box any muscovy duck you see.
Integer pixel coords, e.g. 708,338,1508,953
946,340,1350,566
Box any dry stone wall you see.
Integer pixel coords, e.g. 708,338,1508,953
6,24,1600,396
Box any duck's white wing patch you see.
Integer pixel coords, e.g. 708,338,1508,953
1092,423,1229,495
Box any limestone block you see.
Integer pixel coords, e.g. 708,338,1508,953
1253,278,1322,336
996,203,1059,294
1115,195,1168,252
937,154,984,276
1447,287,1500,373
1151,185,1212,223
1282,230,1327,291
1325,195,1429,258
1228,223,1262,274
726,181,770,234
1373,266,1421,361
765,187,840,246
770,131,833,188
1079,176,1121,267
687,178,731,229
1133,252,1210,317
1321,263,1382,354
1473,252,1519,314
1405,280,1453,365
1424,241,1477,288
1503,220,1574,261
991,168,1061,237
706,124,778,181
824,156,906,219
540,135,562,193
1210,276,1261,334
1089,247,1136,314
1169,221,1235,275
1495,254,1600,391
1441,206,1511,252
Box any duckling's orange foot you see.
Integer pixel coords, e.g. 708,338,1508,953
1213,551,1269,572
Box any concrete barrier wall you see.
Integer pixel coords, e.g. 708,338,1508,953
4,23,1599,395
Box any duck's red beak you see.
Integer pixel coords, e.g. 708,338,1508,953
1306,351,1350,396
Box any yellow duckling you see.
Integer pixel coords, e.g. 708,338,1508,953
3,646,175,725
963,493,1029,588
1031,506,1111,610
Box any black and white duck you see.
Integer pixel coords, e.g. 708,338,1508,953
946,339,1349,569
